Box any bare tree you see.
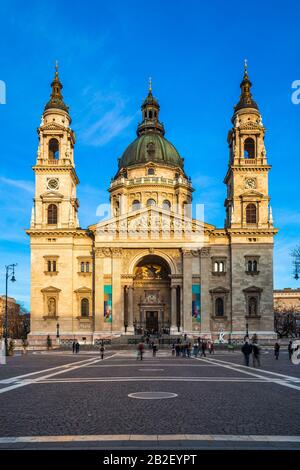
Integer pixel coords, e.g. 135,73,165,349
274,305,300,338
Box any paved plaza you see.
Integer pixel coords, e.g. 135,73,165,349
0,348,300,449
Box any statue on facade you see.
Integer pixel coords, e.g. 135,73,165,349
48,297,56,316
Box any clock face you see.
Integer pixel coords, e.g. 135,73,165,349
245,178,256,189
47,178,59,190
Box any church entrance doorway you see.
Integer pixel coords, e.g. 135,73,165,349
132,255,171,335
146,311,158,333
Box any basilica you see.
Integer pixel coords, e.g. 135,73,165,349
27,64,278,345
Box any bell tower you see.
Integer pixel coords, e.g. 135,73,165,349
31,64,79,230
224,61,273,230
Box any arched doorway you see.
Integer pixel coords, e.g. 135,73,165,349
132,255,171,335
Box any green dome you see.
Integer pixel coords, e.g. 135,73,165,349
118,133,184,170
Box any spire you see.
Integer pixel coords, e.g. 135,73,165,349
137,79,165,136
44,62,69,113
234,59,258,112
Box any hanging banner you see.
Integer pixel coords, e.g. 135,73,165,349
192,284,201,330
104,285,112,323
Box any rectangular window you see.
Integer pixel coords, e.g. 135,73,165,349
86,262,90,273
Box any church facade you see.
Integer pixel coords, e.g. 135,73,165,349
27,65,278,345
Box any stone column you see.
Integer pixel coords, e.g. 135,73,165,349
112,249,123,333
127,285,134,333
171,285,177,333
200,247,211,337
182,250,193,333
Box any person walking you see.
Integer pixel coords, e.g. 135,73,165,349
193,342,199,357
175,343,180,357
100,344,105,360
187,342,192,358
75,341,80,354
201,340,207,357
241,338,252,366
72,340,76,354
137,342,145,361
152,343,157,357
171,343,176,357
288,340,293,361
210,342,215,354
274,341,280,360
252,339,260,368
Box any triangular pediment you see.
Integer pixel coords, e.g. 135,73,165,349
41,286,61,293
40,190,64,200
89,206,214,242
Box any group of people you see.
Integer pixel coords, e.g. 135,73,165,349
172,339,215,358
241,336,260,367
72,340,80,354
274,340,296,361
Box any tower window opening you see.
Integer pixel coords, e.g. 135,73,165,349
47,204,58,225
147,198,156,207
81,298,89,317
246,203,257,224
148,167,155,175
248,296,258,316
215,298,224,317
149,110,153,119
244,138,255,158
49,138,59,160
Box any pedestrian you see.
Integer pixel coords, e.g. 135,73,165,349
75,341,80,354
288,340,293,361
252,339,260,368
46,335,52,351
175,343,180,357
241,338,252,366
152,343,157,357
171,343,176,357
72,340,76,354
210,342,215,354
201,340,207,357
193,342,199,357
274,341,280,360
100,344,105,360
137,342,145,360
187,342,192,358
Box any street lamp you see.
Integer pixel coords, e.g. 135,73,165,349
245,322,249,339
56,322,60,339
3,264,17,356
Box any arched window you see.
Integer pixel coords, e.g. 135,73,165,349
244,138,255,158
253,260,257,272
81,261,85,273
86,262,90,273
148,167,155,175
215,298,224,317
247,260,253,272
162,199,171,210
49,138,59,160
149,110,153,119
47,204,58,224
147,198,156,207
246,203,257,224
219,262,224,272
81,298,89,317
214,262,219,272
132,200,141,211
248,297,258,316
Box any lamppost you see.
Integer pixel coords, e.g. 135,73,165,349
56,322,60,344
3,264,17,356
245,322,249,339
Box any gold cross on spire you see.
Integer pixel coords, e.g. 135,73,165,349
148,76,152,93
244,58,248,75
55,60,59,77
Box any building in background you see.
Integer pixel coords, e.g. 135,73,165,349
0,295,29,339
27,63,278,345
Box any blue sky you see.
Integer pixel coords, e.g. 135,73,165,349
0,0,300,308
